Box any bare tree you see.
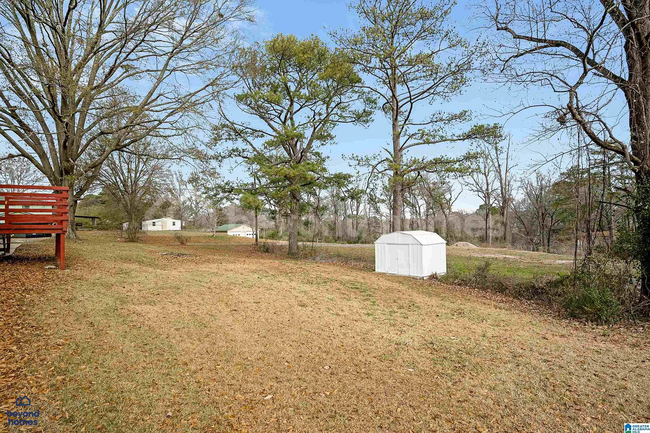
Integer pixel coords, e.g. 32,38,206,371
0,157,43,188
437,177,463,240
515,172,563,252
366,173,389,236
418,174,444,232
465,150,499,245
346,183,365,240
329,174,351,241
188,163,227,235
306,186,328,241
483,0,650,296
0,0,251,237
488,137,516,245
511,196,541,251
98,141,167,241
169,171,188,229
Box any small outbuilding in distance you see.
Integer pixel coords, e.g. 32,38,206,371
141,218,182,231
215,224,256,238
374,231,446,278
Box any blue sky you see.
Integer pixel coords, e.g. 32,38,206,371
227,0,574,211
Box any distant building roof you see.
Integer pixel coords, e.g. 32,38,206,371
215,223,247,232
143,218,179,223
375,231,446,246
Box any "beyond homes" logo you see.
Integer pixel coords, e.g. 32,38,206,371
6,396,40,426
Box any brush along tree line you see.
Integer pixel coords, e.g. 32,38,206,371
1,0,650,306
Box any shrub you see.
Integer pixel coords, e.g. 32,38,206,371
258,242,275,254
174,231,189,245
558,255,638,324
612,220,640,261
563,285,622,324
469,260,492,287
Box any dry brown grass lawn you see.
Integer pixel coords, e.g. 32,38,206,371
1,232,649,432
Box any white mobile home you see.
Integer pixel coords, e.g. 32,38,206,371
141,218,181,231
215,224,256,238
374,231,446,278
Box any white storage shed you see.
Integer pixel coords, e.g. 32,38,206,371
374,231,446,278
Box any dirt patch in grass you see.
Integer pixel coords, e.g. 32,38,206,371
451,241,478,248
4,232,650,432
159,252,194,258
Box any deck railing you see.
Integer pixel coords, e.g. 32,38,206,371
0,184,69,269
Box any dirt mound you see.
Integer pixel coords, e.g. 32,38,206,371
451,242,478,248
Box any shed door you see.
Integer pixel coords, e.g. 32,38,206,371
395,244,409,275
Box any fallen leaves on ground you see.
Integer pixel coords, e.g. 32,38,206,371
0,243,60,430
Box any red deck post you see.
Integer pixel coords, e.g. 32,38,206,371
0,185,69,269
54,233,66,270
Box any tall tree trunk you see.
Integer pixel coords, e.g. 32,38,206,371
59,171,79,239
624,37,650,299
504,205,510,246
585,148,593,258
484,211,489,244
425,206,430,231
334,213,339,240
387,198,392,233
574,137,582,269
635,174,650,300
546,217,553,254
444,213,450,240
67,197,78,239
288,192,300,255
274,211,281,234
366,203,371,236
254,208,259,246
126,214,140,242
500,195,510,245
317,211,323,240
605,153,614,245
391,90,402,232
391,177,402,232
488,209,492,246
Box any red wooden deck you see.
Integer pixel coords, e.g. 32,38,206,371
0,185,69,269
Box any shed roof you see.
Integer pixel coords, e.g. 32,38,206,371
215,223,247,232
374,231,446,246
144,218,179,223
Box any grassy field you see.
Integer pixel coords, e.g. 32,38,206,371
1,232,648,432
